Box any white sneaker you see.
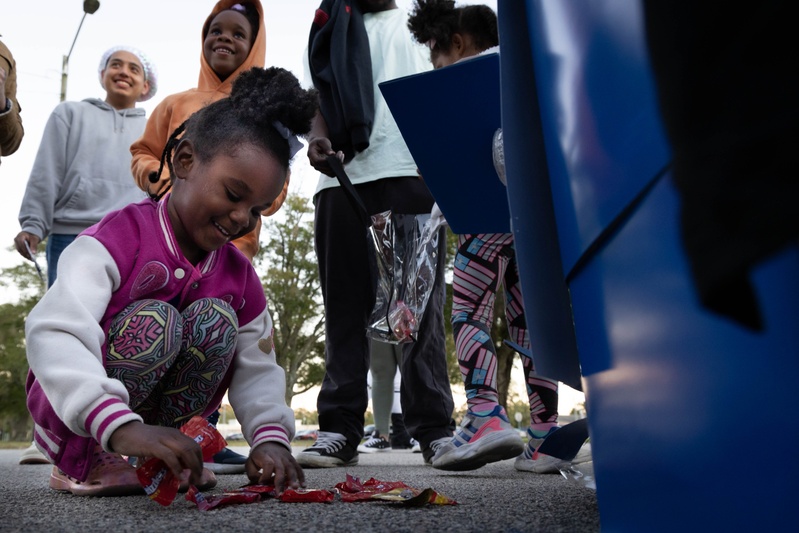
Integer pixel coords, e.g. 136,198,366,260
423,436,452,465
296,431,358,468
410,438,421,453
357,432,391,453
19,442,49,465
514,427,591,474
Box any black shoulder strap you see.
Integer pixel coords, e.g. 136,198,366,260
327,154,372,228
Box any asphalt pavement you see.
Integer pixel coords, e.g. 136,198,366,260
0,445,599,532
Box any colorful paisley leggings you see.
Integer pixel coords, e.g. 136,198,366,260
452,233,559,429
105,298,238,428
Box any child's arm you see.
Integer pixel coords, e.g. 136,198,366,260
25,236,143,451
130,96,175,197
227,303,302,492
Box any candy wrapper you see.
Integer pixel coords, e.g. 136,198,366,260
186,486,261,511
188,484,335,510
334,474,456,506
279,488,336,503
137,416,227,506
238,484,335,503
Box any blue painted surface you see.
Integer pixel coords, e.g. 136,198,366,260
522,0,670,274
499,0,799,529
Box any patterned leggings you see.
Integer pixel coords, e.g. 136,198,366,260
105,298,238,428
452,233,559,427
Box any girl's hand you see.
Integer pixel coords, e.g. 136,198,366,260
306,137,343,177
246,442,305,494
108,421,204,486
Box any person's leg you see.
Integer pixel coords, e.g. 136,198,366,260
376,177,453,461
44,233,77,288
369,340,397,437
107,298,238,425
151,298,238,428
433,233,524,471
389,365,414,449
54,299,186,496
503,247,564,474
358,340,397,453
299,186,373,467
105,299,183,422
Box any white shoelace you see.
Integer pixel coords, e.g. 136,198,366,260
363,435,387,447
310,431,347,453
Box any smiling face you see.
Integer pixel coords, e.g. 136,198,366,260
100,51,149,109
203,10,254,81
167,141,285,265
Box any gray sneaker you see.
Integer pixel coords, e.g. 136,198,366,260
422,437,451,465
296,431,359,468
432,406,525,471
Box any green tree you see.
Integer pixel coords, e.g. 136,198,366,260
0,249,46,441
256,193,326,407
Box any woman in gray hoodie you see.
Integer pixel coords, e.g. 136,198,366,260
14,45,157,287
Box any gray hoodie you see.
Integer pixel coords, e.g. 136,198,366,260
18,98,147,238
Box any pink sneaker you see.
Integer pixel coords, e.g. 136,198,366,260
432,406,524,471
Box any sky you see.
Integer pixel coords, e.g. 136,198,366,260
0,0,586,414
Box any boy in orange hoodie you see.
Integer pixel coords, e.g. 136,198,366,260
130,0,287,261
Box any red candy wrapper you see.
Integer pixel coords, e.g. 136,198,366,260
279,488,336,503
388,300,417,342
334,474,456,506
186,486,261,511
136,416,228,506
237,484,278,499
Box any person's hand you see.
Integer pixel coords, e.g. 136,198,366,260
14,231,41,260
306,137,343,177
109,421,204,486
246,441,305,494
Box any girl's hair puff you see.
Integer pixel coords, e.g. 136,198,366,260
154,67,318,200
408,0,498,55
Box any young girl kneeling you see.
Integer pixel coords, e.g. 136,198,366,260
25,67,317,497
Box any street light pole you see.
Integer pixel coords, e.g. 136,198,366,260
59,0,101,102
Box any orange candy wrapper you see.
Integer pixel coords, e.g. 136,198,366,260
136,416,227,506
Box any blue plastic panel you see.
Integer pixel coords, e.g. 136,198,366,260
523,0,671,274
572,176,799,532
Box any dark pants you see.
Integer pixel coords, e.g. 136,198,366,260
314,176,454,450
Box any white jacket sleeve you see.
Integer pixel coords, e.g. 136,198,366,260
227,307,295,451
25,236,142,451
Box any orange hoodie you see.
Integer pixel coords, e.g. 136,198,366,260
130,0,287,260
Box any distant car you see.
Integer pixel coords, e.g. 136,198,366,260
363,424,375,438
293,429,318,441
226,433,244,441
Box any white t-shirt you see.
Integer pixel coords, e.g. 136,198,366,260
310,8,432,194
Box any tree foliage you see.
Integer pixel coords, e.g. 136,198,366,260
0,248,46,441
256,193,326,407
